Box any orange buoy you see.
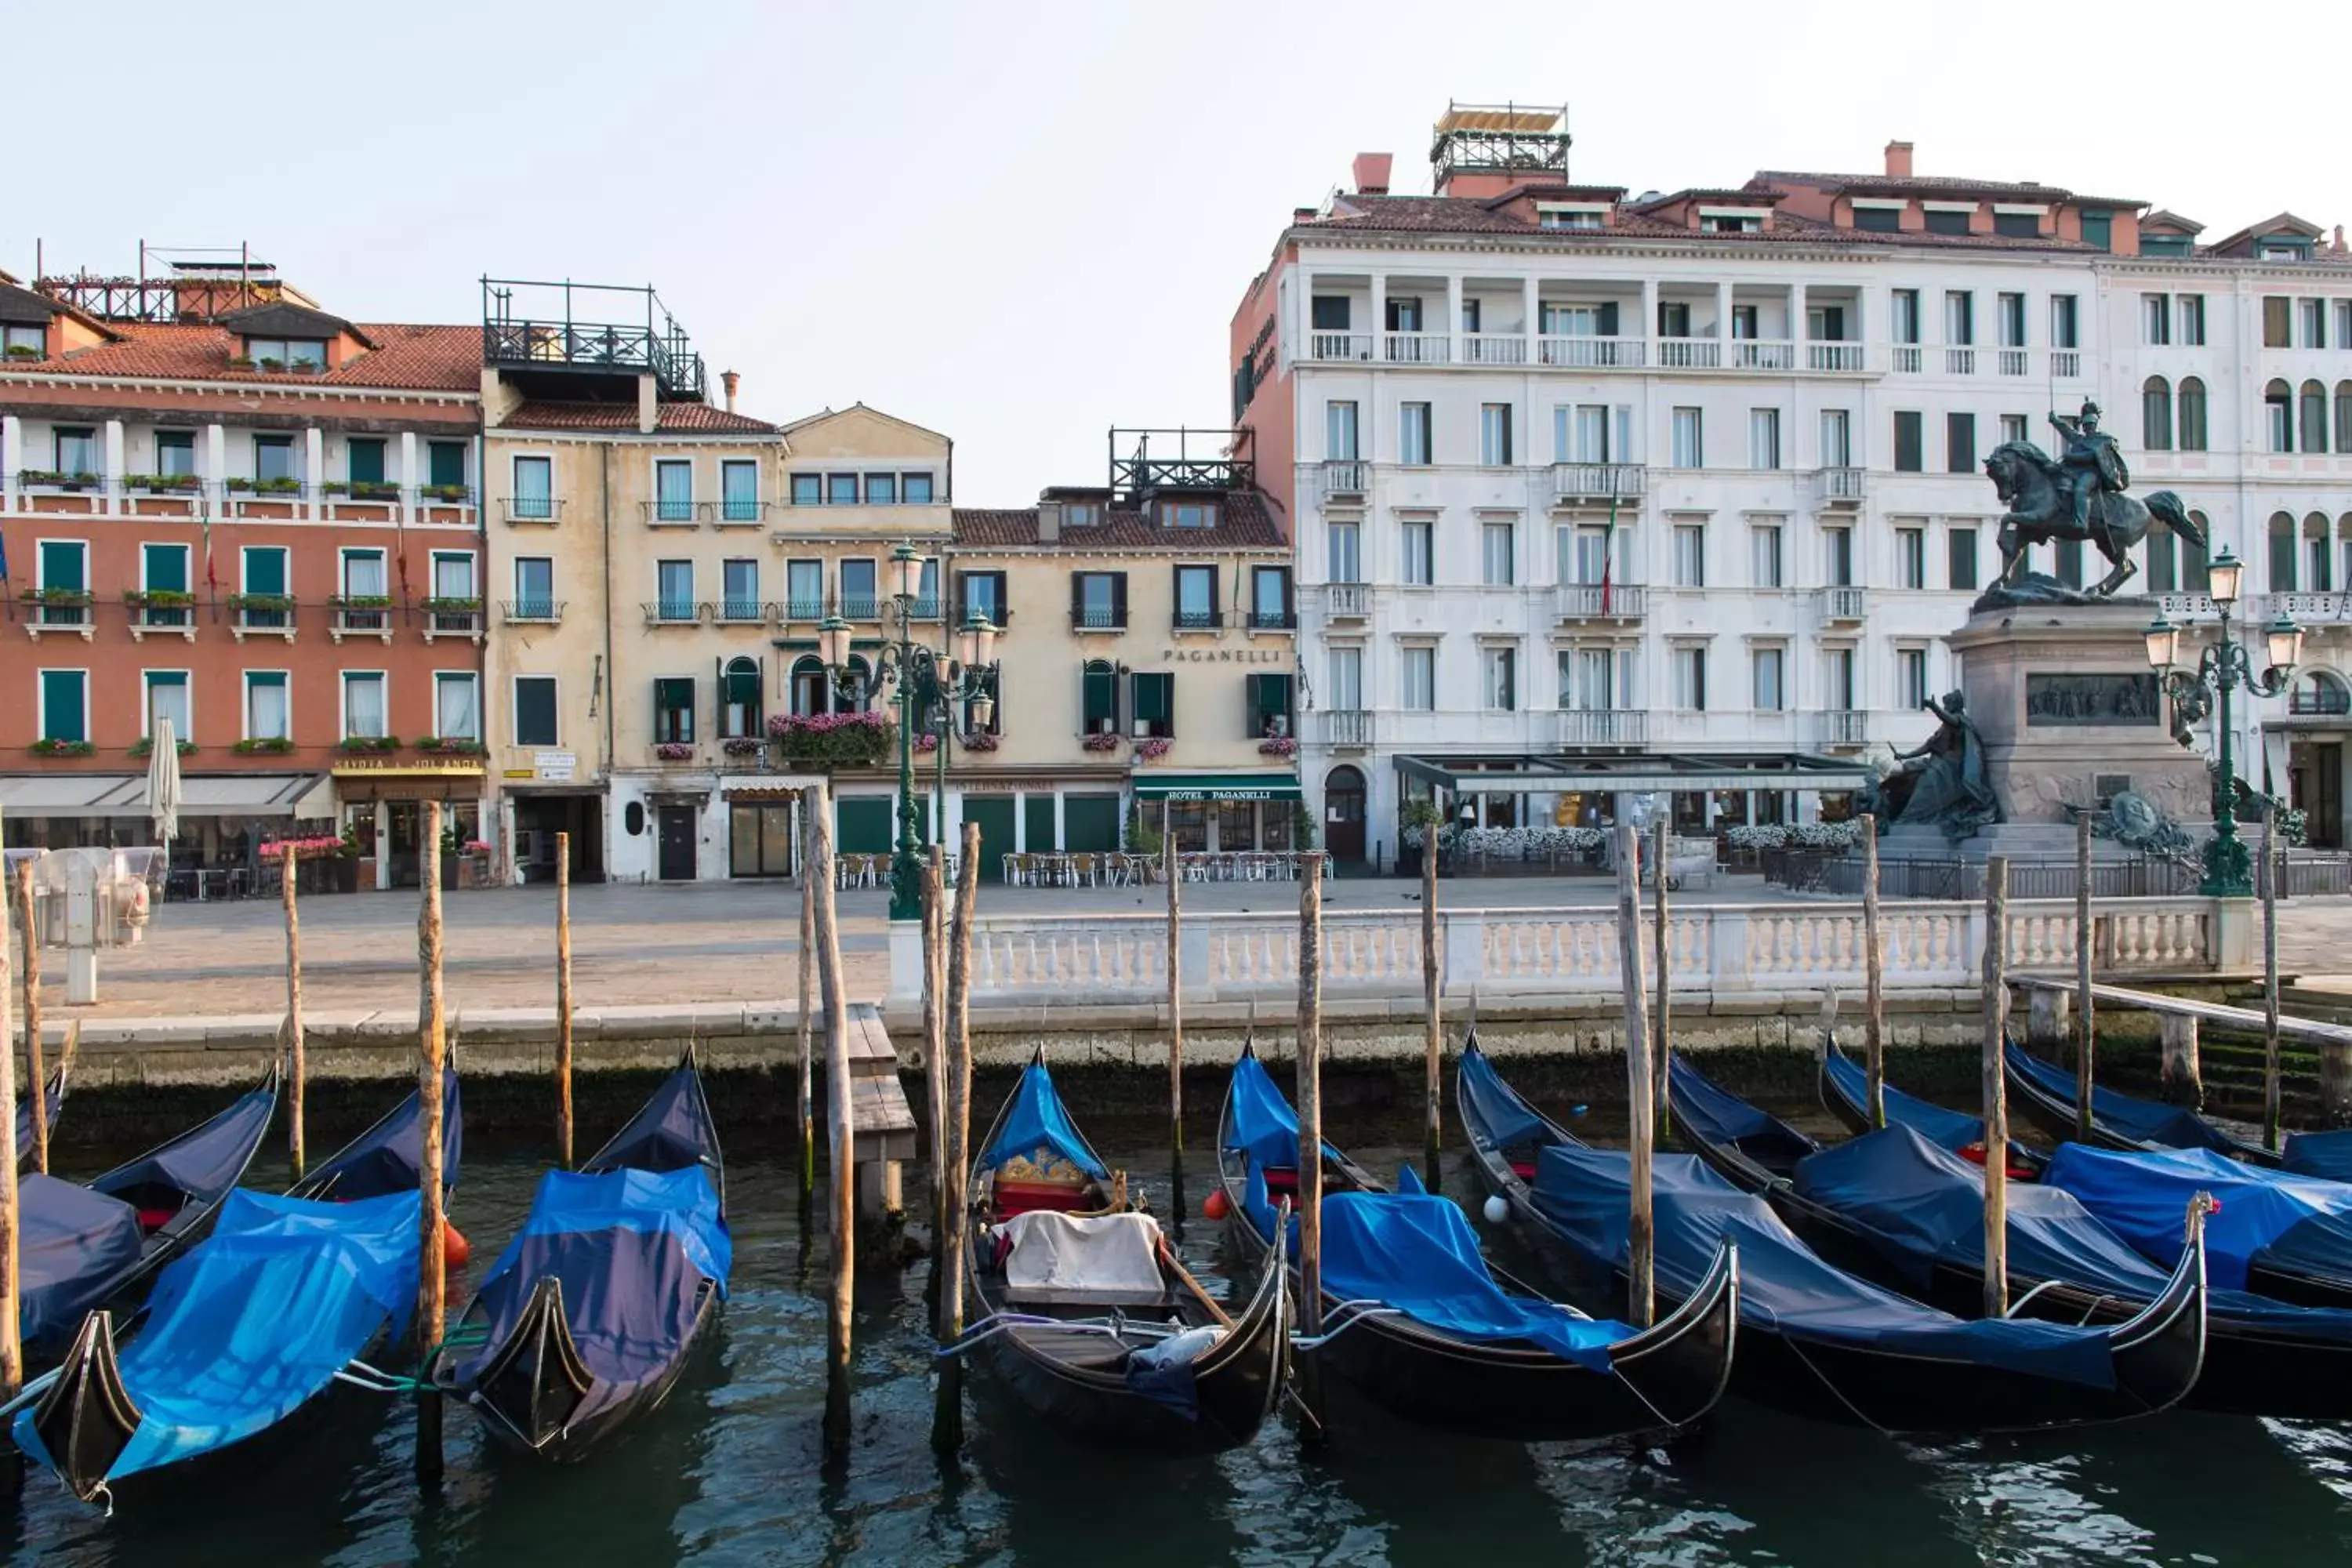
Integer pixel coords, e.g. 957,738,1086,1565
441,1218,472,1270
1202,1187,1230,1221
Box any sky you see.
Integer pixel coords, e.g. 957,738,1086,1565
5,0,2345,506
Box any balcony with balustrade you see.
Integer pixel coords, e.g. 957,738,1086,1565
1816,586,1867,624
643,600,707,626
1319,459,1367,503
328,601,394,644
1555,708,1646,749
502,598,564,625
1537,336,1644,369
1316,709,1374,750
1556,582,1646,622
1813,466,1865,510
1552,463,1643,505
1814,709,1872,750
1324,583,1369,622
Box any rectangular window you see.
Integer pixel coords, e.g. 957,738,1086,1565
1923,208,1970,236
1311,295,1350,330
1946,412,1977,474
2302,299,2328,349
1854,205,1901,234
1829,648,1857,710
140,542,190,626
1751,648,1784,711
1819,409,1852,468
1174,564,1218,628
1401,520,1434,586
1482,646,1517,711
1479,403,1512,466
1327,520,1362,584
1657,299,1692,338
653,459,693,521
2179,295,2206,346
721,459,758,520
1673,523,1705,587
514,676,558,746
839,558,878,619
1480,521,1515,586
37,670,87,744
1994,211,2039,238
347,437,387,486
1082,661,1120,734
1899,649,1929,711
1401,646,1436,711
1944,291,1973,345
38,538,88,597
791,473,822,506
1073,570,1125,630
1948,526,1979,591
1893,411,1923,472
512,456,553,520
1327,647,1362,713
143,670,190,742
2311,535,2335,594
2079,210,2112,252
51,426,98,477
1673,648,1707,710
654,677,695,744
827,473,859,505
1671,407,1703,468
786,559,824,619
514,557,554,617
254,433,295,484
1896,527,1926,590
2050,294,2079,349
1824,526,1854,587
341,547,387,601
1748,408,1780,470
244,670,289,742
1998,293,2027,348
2001,414,2030,445
1384,296,1423,332
341,672,387,739
1892,289,1921,344
656,559,695,619
863,473,898,505
1326,400,1359,460
1130,672,1174,739
722,558,760,620
155,430,195,478
1399,402,1432,466
2264,297,2292,348
1560,524,1611,586
959,569,1007,626
430,550,475,602
902,473,935,503
428,441,466,489
1751,523,1784,588
1554,403,1611,463
2143,294,2171,346
1250,565,1291,628
239,544,288,628
1160,500,1217,529
434,672,481,742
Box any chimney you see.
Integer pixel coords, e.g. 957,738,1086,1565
1884,140,1915,179
720,368,739,412
1352,152,1393,196
1037,499,1062,543
1293,205,1319,223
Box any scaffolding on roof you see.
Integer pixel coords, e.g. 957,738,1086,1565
1430,100,1571,184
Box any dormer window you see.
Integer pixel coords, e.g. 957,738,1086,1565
1700,213,1761,234
2260,240,2312,262
1537,205,1605,230
245,336,327,371
2,324,44,358
1160,499,1217,529
1066,503,1101,527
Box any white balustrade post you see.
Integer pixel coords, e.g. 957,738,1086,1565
1443,909,1484,993
1180,918,1214,1005
1706,909,1748,991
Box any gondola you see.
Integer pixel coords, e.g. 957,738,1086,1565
1466,1044,2206,1433
1678,1053,2352,1418
1817,1040,2045,1176
20,1068,278,1360
2004,1039,2278,1164
17,1058,70,1168
1218,1042,1737,1440
957,1051,1287,1452
11,1071,461,1505
433,1051,728,1460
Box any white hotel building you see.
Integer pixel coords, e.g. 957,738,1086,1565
1228,106,2352,869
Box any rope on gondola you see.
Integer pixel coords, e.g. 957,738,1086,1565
339,1324,495,1393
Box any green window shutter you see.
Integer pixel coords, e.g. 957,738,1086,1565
143,543,188,593
429,441,466,488
38,541,85,592
347,439,387,485
1134,673,1173,735
724,663,760,706
242,546,287,595
40,670,86,742
1024,794,1056,854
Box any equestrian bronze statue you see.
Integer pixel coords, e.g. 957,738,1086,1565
1979,400,2201,608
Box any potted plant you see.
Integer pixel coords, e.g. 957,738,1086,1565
420,595,483,616
1123,810,1163,866
765,712,892,768
328,593,393,610
258,357,285,372
224,477,256,492
350,480,399,499
128,737,198,758
914,731,940,753
655,741,697,762
337,735,400,754
125,473,200,494
320,480,349,495
15,468,64,486
124,588,196,612
4,343,42,361
721,736,767,757
1082,731,1122,753
255,476,301,495
20,586,92,608
29,738,94,757
234,735,296,755
1258,735,1298,757
412,735,483,756
960,731,1001,753
227,354,257,370
227,592,296,615
1134,736,1171,761
422,483,470,503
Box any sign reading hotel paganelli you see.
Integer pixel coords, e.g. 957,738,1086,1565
2024,672,2162,727
1158,648,1293,664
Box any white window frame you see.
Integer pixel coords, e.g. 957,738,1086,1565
1751,523,1784,588
434,670,482,742
1480,519,1515,586
339,545,388,598
1896,528,1927,590
510,452,557,519
1479,403,1513,467
242,670,292,742
34,536,89,593
1481,644,1518,711
139,539,191,594
1400,518,1435,586
429,548,477,601
141,668,193,742
1671,407,1703,468
1748,408,1780,470
651,455,695,520
37,667,91,743
1672,522,1706,587
339,670,389,740
1399,644,1436,711
1751,645,1785,712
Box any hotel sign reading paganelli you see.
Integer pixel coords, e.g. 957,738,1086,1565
1159,648,1293,664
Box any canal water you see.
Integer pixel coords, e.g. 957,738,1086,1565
14,1098,2352,1566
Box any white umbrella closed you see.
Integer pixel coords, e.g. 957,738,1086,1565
148,713,183,856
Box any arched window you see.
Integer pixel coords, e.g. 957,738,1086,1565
2303,380,2332,454
2146,517,2177,592
2177,376,2208,452
720,656,762,738
2270,511,2299,591
2181,511,2211,592
2341,514,2352,603
2141,376,2172,452
833,655,872,714
1080,659,1120,735
2291,670,2351,718
2308,512,2336,593
789,655,829,717
2267,379,2295,452
2338,382,2352,456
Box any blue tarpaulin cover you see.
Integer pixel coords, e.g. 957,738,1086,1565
14,1189,420,1486
1221,1052,1339,1171
2007,1044,2240,1155
2284,1129,2352,1185
586,1062,722,1180
302,1068,463,1202
1667,1058,1817,1167
1320,1187,1632,1370
1530,1143,2118,1388
18,1175,143,1348
92,1084,278,1213
977,1060,1109,1180
2045,1142,2352,1292
1826,1047,1991,1154
1458,1049,1555,1152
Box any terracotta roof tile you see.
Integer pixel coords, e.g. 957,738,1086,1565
1302,196,2098,252
501,399,779,434
22,321,481,390
954,491,1283,552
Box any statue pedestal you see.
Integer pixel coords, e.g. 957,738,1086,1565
1945,602,2208,857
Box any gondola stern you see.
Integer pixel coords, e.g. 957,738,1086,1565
27,1309,141,1505
466,1276,595,1453
2103,1192,2212,1416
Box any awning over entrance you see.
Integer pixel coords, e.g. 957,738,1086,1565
1131,771,1304,803
1392,753,1874,796
0,771,332,818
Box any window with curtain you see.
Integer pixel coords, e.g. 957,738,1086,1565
1401,647,1435,710
863,473,897,504
1751,648,1784,711
834,655,872,714
512,456,553,519
1899,649,1929,710
1481,521,1515,586
2143,378,2172,451
143,670,191,741
1250,565,1291,627
1671,408,1703,467
2303,383,2332,454
255,434,295,483
1174,564,1217,628
1327,647,1362,711
721,460,758,521
839,559,878,618
53,426,98,477
435,673,481,741
1326,400,1359,459
427,441,466,489
1751,524,1783,587
245,672,289,741
514,557,554,619
2143,295,2171,345
789,655,829,716
2049,295,2078,348
2267,382,2294,452
1481,646,1516,711
1748,408,1780,470
342,673,387,739
2180,295,2206,345
1673,524,1705,586
2178,379,2209,452
1479,404,1512,466
431,551,475,601
722,558,760,621
1820,409,1852,468
156,430,195,478
1327,521,1361,584
827,473,859,505
1399,402,1432,466
654,677,695,742
1825,526,1854,586
1896,528,1926,589
790,473,822,506
1998,292,2027,347
1944,291,1974,344
721,657,761,736
902,473,935,503
1673,648,1707,710
655,459,693,521
1401,521,1433,586
657,559,695,620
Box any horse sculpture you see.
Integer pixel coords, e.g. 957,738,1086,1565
1981,440,2201,601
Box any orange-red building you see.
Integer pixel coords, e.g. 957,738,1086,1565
0,259,486,888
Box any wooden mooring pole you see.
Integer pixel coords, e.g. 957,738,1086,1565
1860,815,1885,1129
0,808,21,1497
1296,854,1329,1436
1165,840,1184,1163
2075,811,2096,1145
798,786,822,1205
280,843,302,1181
932,822,980,1453
1422,809,1441,1181
554,830,573,1169
812,797,855,1457
415,801,448,1485
1615,825,1654,1329
924,846,947,1269
1982,855,2011,1320
2264,804,2282,1153
1652,817,1671,1140
17,864,47,1175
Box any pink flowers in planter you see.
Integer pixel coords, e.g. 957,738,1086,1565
1135,737,1172,761
766,710,892,765
960,731,1000,752
1082,732,1122,753
1258,735,1298,757
261,835,349,861
721,736,767,756
655,742,696,761
915,732,940,753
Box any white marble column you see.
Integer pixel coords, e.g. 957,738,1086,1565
1370,274,1387,361
372,801,390,891
1445,274,1464,364
1523,275,1541,362
2,414,20,512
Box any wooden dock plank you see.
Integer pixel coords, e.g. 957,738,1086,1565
2014,977,2352,1047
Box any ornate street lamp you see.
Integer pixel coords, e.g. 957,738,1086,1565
2143,546,2302,897
824,553,997,920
